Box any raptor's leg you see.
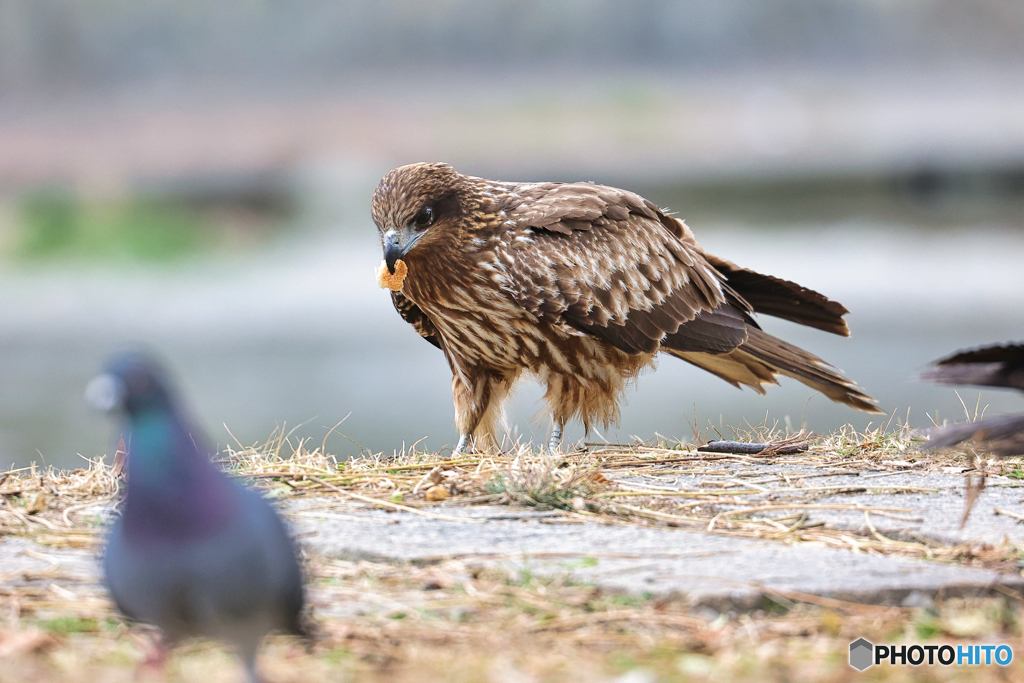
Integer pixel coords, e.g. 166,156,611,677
450,367,515,455
453,433,472,456
450,372,494,455
548,423,563,452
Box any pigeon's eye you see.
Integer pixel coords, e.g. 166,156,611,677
413,206,435,229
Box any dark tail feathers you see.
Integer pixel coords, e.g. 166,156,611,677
667,327,880,413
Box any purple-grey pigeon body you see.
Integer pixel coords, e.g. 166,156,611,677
92,354,304,682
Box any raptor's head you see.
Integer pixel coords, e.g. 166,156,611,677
371,162,471,274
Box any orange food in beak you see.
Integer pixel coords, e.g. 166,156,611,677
376,259,408,291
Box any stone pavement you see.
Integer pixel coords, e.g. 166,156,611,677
4,465,1024,616
609,461,1024,546
287,498,1024,613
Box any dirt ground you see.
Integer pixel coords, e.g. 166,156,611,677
3,426,1024,682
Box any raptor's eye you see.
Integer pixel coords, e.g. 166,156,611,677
412,206,434,229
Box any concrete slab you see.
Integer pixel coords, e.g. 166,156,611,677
812,474,1024,545
0,536,101,586
612,463,1024,545
6,468,1022,619
287,501,1024,612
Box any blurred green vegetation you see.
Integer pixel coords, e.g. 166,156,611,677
38,616,117,634
16,190,217,261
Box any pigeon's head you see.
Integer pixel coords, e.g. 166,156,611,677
86,352,177,417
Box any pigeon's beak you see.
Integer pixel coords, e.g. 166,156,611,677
85,374,126,413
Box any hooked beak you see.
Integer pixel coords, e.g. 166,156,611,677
85,374,126,413
383,229,423,274
383,231,402,274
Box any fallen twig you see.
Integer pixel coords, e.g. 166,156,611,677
994,507,1024,523
698,440,809,455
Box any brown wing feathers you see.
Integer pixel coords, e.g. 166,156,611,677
510,182,655,233
661,306,749,355
391,291,442,349
922,343,1024,391
503,184,878,413
925,414,1024,456
506,199,727,356
922,342,1024,456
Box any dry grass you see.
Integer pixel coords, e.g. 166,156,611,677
2,557,1024,682
208,420,1024,571
3,422,1024,681
0,458,118,549
3,420,1023,564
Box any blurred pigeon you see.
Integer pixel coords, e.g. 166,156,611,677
87,353,305,682
921,343,1024,457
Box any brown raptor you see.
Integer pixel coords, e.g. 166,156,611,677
371,162,880,454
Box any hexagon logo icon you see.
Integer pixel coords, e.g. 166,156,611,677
849,638,874,671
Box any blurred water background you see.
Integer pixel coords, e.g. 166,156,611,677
2,1,1024,469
